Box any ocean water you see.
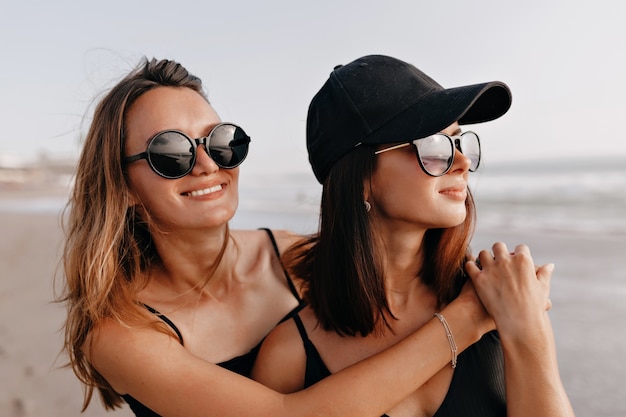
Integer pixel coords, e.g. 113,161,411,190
233,156,626,236
0,196,68,214
2,156,624,237
470,156,626,235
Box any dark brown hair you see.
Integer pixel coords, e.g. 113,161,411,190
284,145,476,337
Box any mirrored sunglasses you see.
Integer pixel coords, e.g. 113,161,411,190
374,131,480,176
123,123,251,179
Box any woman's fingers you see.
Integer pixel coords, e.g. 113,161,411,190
466,242,554,328
491,241,512,259
535,262,554,311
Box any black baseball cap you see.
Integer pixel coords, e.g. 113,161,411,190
306,54,512,183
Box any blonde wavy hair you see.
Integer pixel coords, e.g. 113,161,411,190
59,57,207,411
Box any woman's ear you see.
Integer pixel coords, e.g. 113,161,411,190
362,178,371,204
362,181,372,213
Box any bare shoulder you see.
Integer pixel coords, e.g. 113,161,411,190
252,315,306,393
230,228,303,253
228,229,308,301
259,316,301,354
269,229,305,253
87,318,186,395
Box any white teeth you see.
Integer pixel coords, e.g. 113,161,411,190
187,184,222,196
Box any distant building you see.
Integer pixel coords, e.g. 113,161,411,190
0,153,76,190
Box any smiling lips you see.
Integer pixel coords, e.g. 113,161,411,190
183,184,223,197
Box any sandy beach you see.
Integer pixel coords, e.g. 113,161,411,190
1,187,625,417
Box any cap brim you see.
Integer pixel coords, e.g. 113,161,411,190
362,81,512,144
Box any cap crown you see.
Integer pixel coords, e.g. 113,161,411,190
306,55,511,183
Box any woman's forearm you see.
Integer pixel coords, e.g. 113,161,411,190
500,317,575,417
282,293,492,416
94,286,490,417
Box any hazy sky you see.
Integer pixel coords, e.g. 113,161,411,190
2,0,625,175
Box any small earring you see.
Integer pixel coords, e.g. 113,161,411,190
364,200,371,212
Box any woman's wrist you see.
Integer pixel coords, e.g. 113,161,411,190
497,312,552,351
441,293,495,349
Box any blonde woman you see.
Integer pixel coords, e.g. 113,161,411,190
60,57,547,417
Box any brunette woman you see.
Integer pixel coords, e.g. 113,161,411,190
253,55,574,417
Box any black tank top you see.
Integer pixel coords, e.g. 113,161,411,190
122,228,305,417
292,314,507,417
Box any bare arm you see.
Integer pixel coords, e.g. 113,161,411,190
89,284,492,417
466,242,575,417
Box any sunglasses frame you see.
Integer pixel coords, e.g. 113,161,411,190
374,131,481,177
123,122,251,179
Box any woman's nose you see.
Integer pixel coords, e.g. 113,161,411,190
191,144,219,175
451,148,472,173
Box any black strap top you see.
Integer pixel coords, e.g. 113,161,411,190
292,313,332,386
122,228,305,417
292,313,506,417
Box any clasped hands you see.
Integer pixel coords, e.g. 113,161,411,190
465,242,553,340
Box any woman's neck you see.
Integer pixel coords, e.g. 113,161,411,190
376,225,437,311
149,224,234,296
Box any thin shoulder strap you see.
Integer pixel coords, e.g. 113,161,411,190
259,227,301,300
291,313,311,342
144,304,184,345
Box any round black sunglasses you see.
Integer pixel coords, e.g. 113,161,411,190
123,123,251,179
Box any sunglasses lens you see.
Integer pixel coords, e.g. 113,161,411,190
415,134,454,176
147,131,195,178
460,132,481,171
207,124,250,169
